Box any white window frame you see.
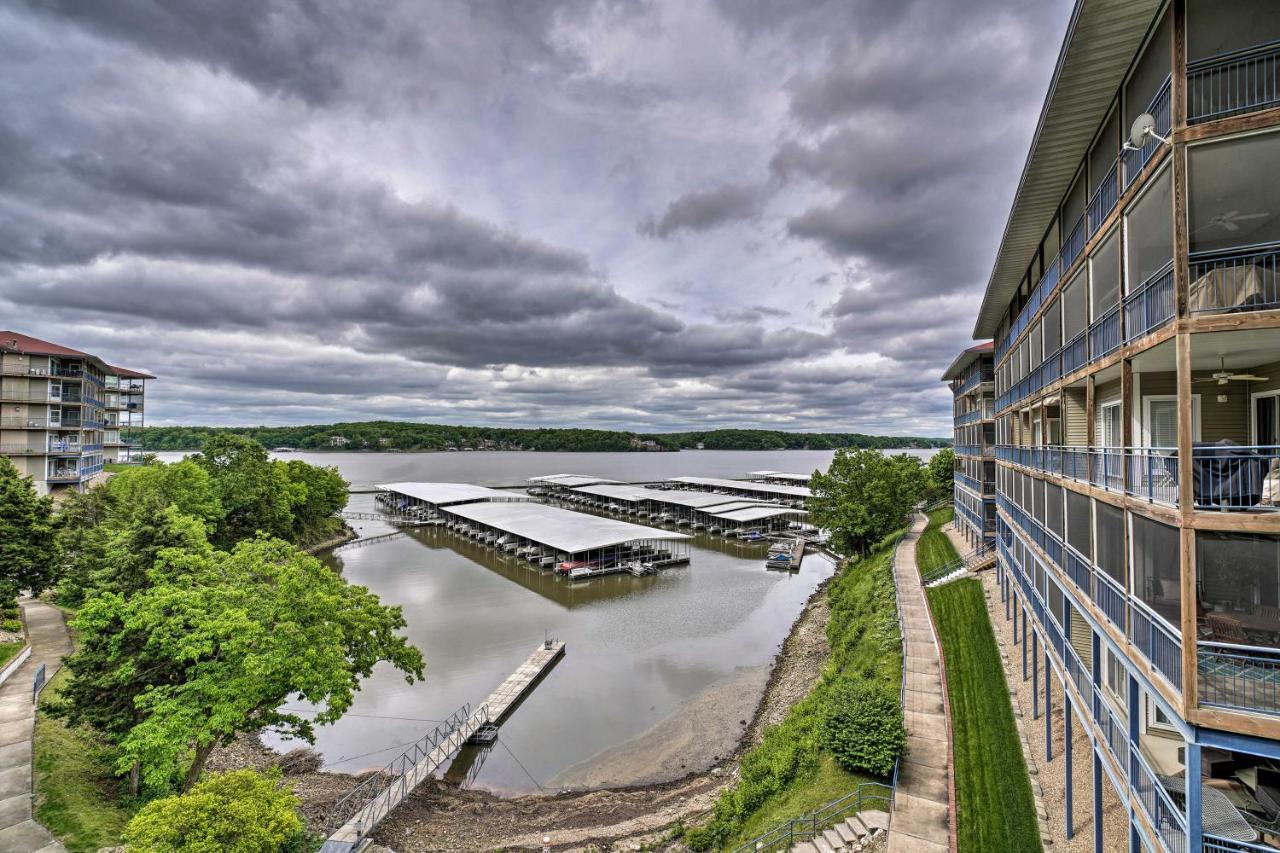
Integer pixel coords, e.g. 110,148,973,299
1142,394,1202,447
1251,389,1280,446
1097,400,1123,447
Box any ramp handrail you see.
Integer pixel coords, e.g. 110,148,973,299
326,702,475,832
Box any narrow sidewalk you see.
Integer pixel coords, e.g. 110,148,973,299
0,598,71,853
888,513,953,853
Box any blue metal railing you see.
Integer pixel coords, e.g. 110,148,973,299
1088,303,1122,361
1131,746,1186,853
1123,264,1175,343
1122,77,1172,192
1189,242,1280,315
1192,444,1280,511
1189,39,1280,124
1199,644,1280,716
1092,572,1128,632
1126,447,1179,507
1061,213,1086,273
1088,161,1119,237
1061,330,1088,376
1128,603,1182,692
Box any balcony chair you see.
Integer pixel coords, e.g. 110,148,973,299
1208,614,1250,644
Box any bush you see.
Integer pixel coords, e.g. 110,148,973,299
122,769,305,853
1,618,21,633
822,679,906,777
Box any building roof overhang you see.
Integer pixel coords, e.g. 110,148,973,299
940,342,994,380
973,0,1162,339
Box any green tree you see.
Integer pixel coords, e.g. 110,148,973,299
123,769,304,853
808,449,925,555
0,457,58,595
53,484,119,607
105,460,224,530
282,460,348,543
926,447,956,502
822,679,906,777
59,535,424,792
191,435,298,546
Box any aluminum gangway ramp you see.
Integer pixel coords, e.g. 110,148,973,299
319,640,566,852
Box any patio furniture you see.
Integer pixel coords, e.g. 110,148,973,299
1209,614,1250,644
1162,774,1259,842
1193,440,1270,509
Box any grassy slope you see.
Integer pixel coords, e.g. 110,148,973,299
0,641,23,668
916,507,960,577
715,532,903,849
927,579,1041,853
34,668,136,853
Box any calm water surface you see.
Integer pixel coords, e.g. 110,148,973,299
157,449,934,793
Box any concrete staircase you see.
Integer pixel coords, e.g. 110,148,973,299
791,810,889,853
923,565,970,588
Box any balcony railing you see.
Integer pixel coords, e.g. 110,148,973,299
45,468,80,482
1061,213,1086,273
1189,242,1280,315
1188,39,1280,124
1087,303,1122,361
1199,643,1280,716
1191,444,1280,511
1122,264,1175,343
1061,330,1087,376
1122,77,1172,192
1126,446,1179,506
1087,160,1119,238
954,409,983,427
1130,747,1186,853
1129,603,1183,691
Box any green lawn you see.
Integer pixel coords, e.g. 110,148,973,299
916,506,960,578
726,755,872,847
927,579,1041,853
34,668,136,852
0,641,24,668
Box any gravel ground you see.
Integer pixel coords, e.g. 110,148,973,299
975,561,1128,852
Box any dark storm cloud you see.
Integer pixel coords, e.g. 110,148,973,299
638,183,768,239
0,0,1070,431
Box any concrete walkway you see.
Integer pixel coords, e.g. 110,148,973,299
888,514,953,853
0,599,71,853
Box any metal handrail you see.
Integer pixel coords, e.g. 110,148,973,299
729,782,893,853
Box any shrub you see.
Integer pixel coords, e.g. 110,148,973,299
1,618,22,633
122,769,305,853
822,679,906,777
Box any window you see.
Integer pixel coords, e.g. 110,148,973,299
1062,270,1087,342
1097,401,1122,448
1104,646,1128,710
1197,532,1280,649
1091,230,1121,319
1067,490,1092,559
1124,169,1173,291
1189,131,1280,255
1144,396,1202,447
1045,483,1064,538
1255,391,1280,446
1124,10,1171,130
1095,502,1126,586
1131,515,1181,630
1188,0,1280,62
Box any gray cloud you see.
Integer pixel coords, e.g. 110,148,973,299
0,0,1071,433
638,183,769,239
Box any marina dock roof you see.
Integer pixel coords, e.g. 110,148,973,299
667,476,811,499
714,506,808,523
377,482,531,506
443,501,688,553
747,471,815,484
528,474,622,488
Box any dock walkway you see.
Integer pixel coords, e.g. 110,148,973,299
888,514,953,853
320,641,565,853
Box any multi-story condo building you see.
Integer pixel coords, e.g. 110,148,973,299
0,332,154,496
942,342,997,551
958,2,1280,850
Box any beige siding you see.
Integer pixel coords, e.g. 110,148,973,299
1140,370,1249,444
1064,388,1088,445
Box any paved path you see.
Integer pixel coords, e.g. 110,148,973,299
0,599,70,853
888,514,953,853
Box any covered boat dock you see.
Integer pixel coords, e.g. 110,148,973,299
747,470,818,487
558,483,809,536
375,482,531,520
665,476,811,508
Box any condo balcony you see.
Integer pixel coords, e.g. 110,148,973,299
1188,38,1280,125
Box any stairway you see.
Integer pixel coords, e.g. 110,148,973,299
790,810,889,853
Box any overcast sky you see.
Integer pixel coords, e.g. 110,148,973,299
1,0,1071,435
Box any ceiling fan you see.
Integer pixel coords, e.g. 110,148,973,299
1194,209,1268,234
1193,356,1269,385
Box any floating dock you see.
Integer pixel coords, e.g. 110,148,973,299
665,475,811,508
766,536,806,571
320,641,566,853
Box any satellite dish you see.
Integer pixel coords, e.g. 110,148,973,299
1127,112,1169,149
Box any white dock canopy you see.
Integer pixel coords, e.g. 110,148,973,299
714,506,807,523
443,501,687,554
747,470,817,485
667,476,811,500
527,474,622,488
378,482,531,508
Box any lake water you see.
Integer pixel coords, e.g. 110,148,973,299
156,448,934,793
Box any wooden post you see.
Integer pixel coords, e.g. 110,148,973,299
1086,374,1096,447
1121,359,1133,493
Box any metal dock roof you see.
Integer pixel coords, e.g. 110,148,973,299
747,470,816,484
714,506,808,523
378,482,531,506
527,474,622,487
443,501,688,553
667,476,811,499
